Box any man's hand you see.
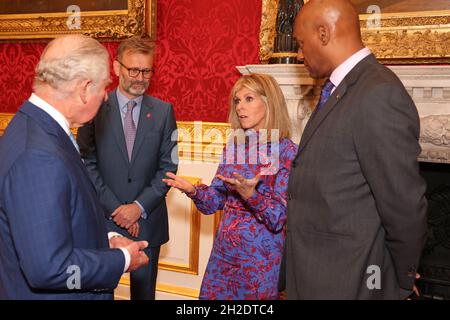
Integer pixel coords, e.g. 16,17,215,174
109,235,134,249
125,241,149,273
127,222,140,238
111,203,141,229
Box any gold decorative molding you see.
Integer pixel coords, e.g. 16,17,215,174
177,121,230,163
155,283,199,298
119,275,200,298
1,116,231,154
259,0,278,63
0,112,11,136
1,115,230,164
259,1,450,64
359,11,450,64
159,176,201,275
0,0,156,40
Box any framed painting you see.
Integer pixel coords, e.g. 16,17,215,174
260,0,450,64
0,0,156,40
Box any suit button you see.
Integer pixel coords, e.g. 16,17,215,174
292,161,297,168
287,194,292,201
128,178,132,183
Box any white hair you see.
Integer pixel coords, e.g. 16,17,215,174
33,35,109,96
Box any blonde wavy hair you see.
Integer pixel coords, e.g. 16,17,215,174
228,73,291,140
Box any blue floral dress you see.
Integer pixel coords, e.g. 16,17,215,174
190,137,298,300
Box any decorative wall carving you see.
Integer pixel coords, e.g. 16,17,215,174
259,1,450,64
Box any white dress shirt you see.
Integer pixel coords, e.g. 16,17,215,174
330,47,372,93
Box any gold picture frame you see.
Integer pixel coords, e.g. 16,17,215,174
0,0,156,40
158,176,202,275
259,0,450,64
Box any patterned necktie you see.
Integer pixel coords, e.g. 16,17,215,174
124,100,137,161
316,79,335,111
69,132,80,154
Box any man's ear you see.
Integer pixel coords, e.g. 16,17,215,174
317,25,331,46
113,60,121,77
79,79,92,104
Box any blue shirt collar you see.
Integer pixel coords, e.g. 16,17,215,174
116,88,144,113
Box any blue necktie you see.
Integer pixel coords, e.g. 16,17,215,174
316,79,335,111
69,132,80,154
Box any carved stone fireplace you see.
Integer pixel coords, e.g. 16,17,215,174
238,63,450,299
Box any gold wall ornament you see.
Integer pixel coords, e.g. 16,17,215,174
0,112,11,136
176,121,231,163
259,1,450,64
259,0,279,63
0,0,156,40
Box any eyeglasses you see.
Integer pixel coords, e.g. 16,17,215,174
117,60,154,79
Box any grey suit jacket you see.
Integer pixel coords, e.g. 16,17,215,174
285,54,427,299
77,91,178,247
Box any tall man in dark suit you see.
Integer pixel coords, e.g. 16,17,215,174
0,35,149,300
285,0,427,299
77,36,178,300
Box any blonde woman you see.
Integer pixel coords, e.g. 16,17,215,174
163,74,297,299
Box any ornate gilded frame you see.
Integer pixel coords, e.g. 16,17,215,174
158,176,202,275
259,0,450,64
0,0,156,40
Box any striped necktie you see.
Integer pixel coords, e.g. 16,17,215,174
124,100,137,161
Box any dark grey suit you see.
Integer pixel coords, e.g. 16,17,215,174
285,54,427,299
77,91,178,299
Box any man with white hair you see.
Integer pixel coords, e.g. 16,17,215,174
0,34,149,300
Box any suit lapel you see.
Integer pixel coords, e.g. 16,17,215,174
131,96,154,165
105,92,130,164
20,102,97,187
297,83,349,154
296,54,378,157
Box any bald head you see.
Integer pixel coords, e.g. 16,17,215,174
300,0,361,41
294,0,364,78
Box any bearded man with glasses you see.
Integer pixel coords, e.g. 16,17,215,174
77,36,178,300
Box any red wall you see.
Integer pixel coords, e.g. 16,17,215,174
0,0,262,122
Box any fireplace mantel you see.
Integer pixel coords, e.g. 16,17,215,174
237,64,450,164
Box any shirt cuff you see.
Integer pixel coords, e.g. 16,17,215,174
108,232,131,272
108,232,122,240
134,200,148,220
119,248,131,273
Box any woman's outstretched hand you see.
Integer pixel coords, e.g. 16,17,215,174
163,172,196,196
216,172,260,200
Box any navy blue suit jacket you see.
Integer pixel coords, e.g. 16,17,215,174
77,92,178,246
0,102,125,300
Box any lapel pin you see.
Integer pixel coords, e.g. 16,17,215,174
146,112,152,119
